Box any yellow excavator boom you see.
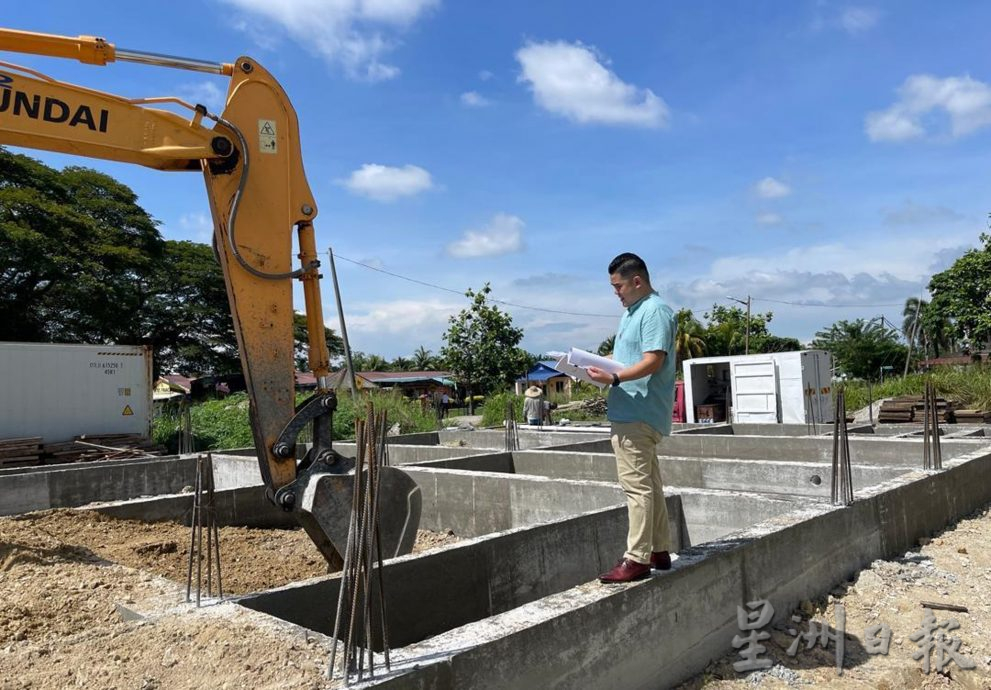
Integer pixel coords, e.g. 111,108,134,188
0,27,420,567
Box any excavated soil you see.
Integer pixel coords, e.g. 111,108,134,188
3,506,991,688
0,509,458,689
678,506,991,690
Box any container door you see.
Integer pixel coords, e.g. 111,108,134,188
818,352,834,422
730,358,779,423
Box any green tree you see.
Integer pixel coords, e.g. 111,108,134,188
0,148,162,343
700,304,800,356
138,240,237,375
412,345,436,370
441,284,529,412
391,356,412,371
597,335,615,356
365,354,389,371
926,233,991,352
811,318,907,380
291,312,345,372
674,308,706,368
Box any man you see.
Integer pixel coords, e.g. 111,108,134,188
587,252,677,583
523,385,544,426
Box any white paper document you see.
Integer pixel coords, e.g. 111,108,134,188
553,347,623,389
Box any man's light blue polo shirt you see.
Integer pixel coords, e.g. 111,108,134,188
607,292,676,436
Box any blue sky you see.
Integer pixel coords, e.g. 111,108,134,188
4,1,990,360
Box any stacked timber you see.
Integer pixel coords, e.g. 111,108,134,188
0,437,43,466
42,434,166,465
955,409,991,424
877,396,955,424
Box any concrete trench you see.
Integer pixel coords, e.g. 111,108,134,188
2,423,990,688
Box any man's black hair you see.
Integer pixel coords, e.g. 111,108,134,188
608,252,650,282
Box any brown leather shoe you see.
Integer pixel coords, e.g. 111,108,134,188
651,551,672,571
599,558,651,583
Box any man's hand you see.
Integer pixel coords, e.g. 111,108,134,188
586,366,615,385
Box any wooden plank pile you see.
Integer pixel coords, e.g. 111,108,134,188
41,434,167,465
877,395,955,424
0,437,43,466
955,409,991,424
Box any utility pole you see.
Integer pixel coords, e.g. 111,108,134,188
328,247,358,400
727,295,752,355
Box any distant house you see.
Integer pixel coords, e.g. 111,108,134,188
154,373,246,400
327,370,455,400
155,374,193,398
515,361,572,401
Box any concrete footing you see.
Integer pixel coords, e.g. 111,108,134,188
2,424,990,689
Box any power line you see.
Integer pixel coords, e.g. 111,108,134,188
753,297,906,308
328,251,913,315
330,251,616,319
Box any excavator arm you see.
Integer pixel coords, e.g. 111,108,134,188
0,28,420,567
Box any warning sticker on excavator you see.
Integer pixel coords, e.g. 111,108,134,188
122,405,134,416
258,119,277,154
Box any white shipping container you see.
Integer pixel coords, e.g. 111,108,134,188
0,342,152,443
683,350,834,425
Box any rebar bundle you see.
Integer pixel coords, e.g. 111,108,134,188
329,403,392,685
178,402,194,455
504,401,520,451
804,385,818,436
922,379,943,471
831,390,854,506
185,453,222,605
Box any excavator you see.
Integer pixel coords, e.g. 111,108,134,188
0,27,421,568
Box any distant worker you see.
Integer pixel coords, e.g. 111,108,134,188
523,385,544,426
586,252,677,583
441,391,450,417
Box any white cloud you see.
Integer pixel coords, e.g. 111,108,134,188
883,200,965,227
515,40,668,127
178,211,214,242
347,298,459,336
478,70,494,81
754,177,792,199
178,81,226,113
460,91,490,107
840,7,881,34
220,0,438,81
756,212,783,225
447,213,525,258
341,164,434,201
866,74,991,142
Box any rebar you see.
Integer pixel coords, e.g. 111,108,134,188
328,402,393,685
178,402,193,454
922,379,943,470
804,386,818,436
185,453,222,605
505,401,520,451
831,390,854,505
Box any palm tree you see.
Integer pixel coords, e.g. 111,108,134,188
597,335,615,356
391,356,412,371
412,345,434,370
903,296,954,359
365,354,389,371
674,308,706,368
902,297,928,356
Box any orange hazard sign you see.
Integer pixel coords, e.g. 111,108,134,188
122,405,134,416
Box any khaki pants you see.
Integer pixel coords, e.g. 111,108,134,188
611,421,670,564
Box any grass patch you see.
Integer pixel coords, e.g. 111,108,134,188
153,389,439,453
840,365,991,413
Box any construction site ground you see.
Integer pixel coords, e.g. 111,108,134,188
0,510,458,689
1,504,990,689
678,503,991,690
0,502,991,690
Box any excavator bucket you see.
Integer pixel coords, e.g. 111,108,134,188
294,465,422,570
